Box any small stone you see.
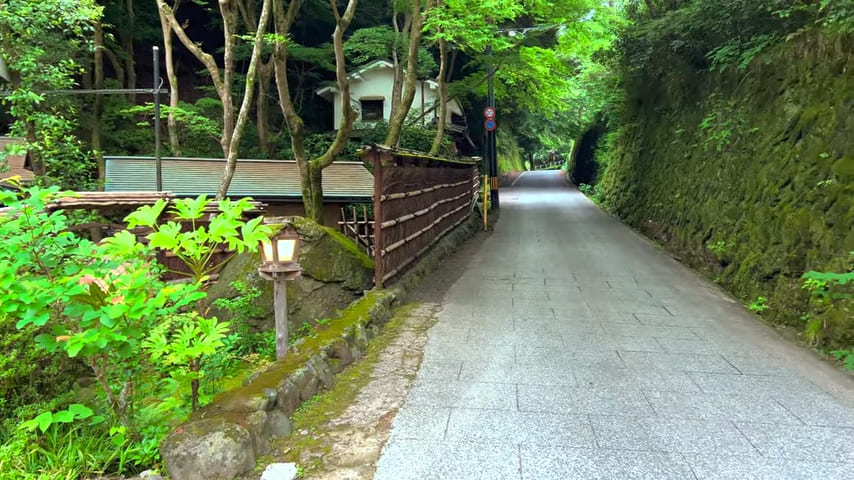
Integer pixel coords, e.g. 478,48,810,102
260,462,299,480
139,470,163,480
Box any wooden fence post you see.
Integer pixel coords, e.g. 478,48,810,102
373,150,384,288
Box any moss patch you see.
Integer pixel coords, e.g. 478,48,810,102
205,216,373,333
256,303,425,476
596,28,854,349
202,291,391,414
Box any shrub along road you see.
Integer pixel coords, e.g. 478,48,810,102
373,169,854,480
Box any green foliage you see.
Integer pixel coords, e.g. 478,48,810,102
620,0,854,76
829,349,854,371
747,297,769,314
0,184,224,476
0,312,80,432
0,0,101,189
300,121,449,160
0,185,205,423
578,183,602,203
0,185,277,477
125,195,272,283
343,24,437,78
122,100,223,155
496,129,525,173
0,417,147,479
18,404,99,434
801,256,854,350
706,239,734,261
143,312,230,410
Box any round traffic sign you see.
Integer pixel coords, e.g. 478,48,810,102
483,107,496,119
484,119,497,131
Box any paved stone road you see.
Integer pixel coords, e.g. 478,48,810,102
374,170,854,480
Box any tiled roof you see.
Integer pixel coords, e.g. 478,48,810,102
105,156,374,200
0,137,34,183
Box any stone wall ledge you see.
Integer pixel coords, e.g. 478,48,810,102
161,213,482,480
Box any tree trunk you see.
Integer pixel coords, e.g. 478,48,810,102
25,123,44,176
103,47,125,90
272,0,358,223
157,0,232,157
299,163,324,222
389,11,410,119
216,0,273,198
430,37,448,155
219,0,238,158
237,0,274,158
384,0,430,147
157,2,182,155
256,61,274,157
123,0,136,102
93,20,106,189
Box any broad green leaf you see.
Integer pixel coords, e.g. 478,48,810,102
36,412,53,433
125,199,168,228
171,195,209,221
52,410,75,423
67,403,94,419
101,230,143,257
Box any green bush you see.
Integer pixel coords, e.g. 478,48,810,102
0,186,272,477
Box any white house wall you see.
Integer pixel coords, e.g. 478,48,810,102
331,67,457,130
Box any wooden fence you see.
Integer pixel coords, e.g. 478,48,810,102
365,145,480,287
338,205,374,256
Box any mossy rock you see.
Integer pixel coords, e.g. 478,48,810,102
206,217,374,332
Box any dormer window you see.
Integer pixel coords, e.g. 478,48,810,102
360,97,384,122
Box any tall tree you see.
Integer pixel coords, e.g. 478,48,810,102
156,0,182,156
272,0,359,222
156,0,273,197
384,0,433,146
0,0,102,190
236,0,276,157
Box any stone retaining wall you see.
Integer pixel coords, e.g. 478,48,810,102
161,214,482,480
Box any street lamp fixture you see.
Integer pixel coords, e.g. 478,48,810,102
258,224,302,360
260,226,301,274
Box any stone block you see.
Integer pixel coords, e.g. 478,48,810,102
264,410,293,439
245,411,271,456
276,379,300,416
161,419,255,480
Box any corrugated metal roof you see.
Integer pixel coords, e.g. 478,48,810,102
105,156,374,200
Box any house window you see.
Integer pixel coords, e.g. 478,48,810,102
360,99,384,122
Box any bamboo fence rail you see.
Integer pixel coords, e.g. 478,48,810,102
365,145,479,287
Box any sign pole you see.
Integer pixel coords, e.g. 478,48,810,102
486,43,499,210
153,46,163,192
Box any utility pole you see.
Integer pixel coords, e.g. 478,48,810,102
486,43,499,210
153,46,163,191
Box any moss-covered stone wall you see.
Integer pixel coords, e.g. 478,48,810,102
598,29,854,348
